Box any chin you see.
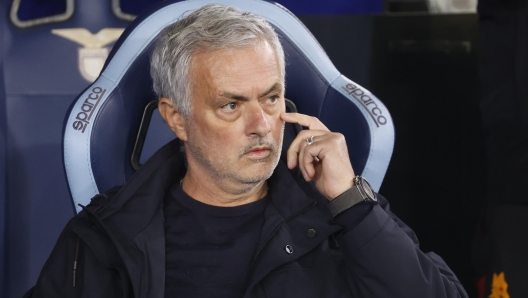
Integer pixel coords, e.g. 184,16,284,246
238,165,274,184
236,153,280,183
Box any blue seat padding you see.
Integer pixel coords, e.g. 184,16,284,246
63,0,394,213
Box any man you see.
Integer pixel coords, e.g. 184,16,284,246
25,4,467,298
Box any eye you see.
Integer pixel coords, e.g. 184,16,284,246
268,95,279,104
221,102,238,112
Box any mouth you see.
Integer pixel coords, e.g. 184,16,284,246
245,146,272,159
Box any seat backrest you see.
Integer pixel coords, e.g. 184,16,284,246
63,0,395,213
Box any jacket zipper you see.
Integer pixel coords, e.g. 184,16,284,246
73,237,80,287
73,204,103,288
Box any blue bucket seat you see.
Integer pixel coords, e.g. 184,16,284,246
62,0,395,212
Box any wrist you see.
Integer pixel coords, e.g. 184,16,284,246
327,176,376,218
327,179,355,202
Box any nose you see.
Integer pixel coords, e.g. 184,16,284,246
245,103,271,137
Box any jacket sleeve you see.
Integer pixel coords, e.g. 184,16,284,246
23,213,129,298
23,219,83,298
333,193,468,298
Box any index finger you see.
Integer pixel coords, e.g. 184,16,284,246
280,112,329,131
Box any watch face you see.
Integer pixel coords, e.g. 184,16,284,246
357,176,376,201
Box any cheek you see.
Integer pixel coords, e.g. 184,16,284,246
206,123,243,147
268,121,284,146
271,114,284,133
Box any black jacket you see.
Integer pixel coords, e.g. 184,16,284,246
25,139,467,298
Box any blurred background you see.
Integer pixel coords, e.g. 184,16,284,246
1,0,516,297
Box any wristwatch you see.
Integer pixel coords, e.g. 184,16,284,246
327,176,377,218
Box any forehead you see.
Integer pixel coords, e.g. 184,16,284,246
189,42,282,90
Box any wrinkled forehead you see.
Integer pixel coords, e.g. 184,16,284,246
189,43,283,101
189,40,283,80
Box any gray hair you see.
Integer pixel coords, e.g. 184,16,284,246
150,4,285,117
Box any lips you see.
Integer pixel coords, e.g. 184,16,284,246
245,146,271,158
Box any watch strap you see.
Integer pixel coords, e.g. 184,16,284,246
327,186,365,218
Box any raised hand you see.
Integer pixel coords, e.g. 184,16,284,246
281,112,355,201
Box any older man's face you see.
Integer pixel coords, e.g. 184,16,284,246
183,41,285,193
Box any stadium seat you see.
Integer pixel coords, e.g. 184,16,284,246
62,0,395,212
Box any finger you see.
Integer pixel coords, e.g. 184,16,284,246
296,133,331,181
281,112,329,131
298,138,308,180
301,135,330,180
298,135,316,181
287,130,327,170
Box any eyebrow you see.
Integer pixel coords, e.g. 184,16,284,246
220,82,282,101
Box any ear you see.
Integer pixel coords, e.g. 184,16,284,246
158,98,188,141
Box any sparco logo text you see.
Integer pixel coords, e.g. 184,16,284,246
341,84,387,127
72,87,106,133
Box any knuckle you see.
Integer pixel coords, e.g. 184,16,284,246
331,133,345,143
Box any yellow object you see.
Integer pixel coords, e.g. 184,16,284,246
489,272,510,298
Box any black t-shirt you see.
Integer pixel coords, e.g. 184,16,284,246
164,183,268,298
